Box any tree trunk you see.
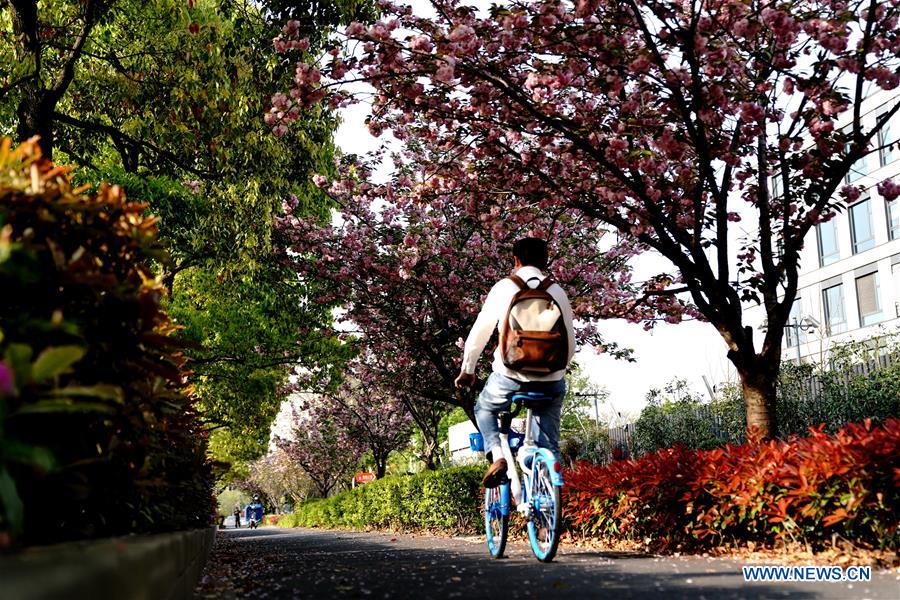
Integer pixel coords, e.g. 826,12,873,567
739,371,778,439
420,436,439,470
16,92,56,157
731,348,781,439
374,454,387,479
10,0,56,157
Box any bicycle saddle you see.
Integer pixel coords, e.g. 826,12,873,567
511,390,556,409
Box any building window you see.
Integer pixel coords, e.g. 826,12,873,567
855,272,883,327
878,113,894,167
888,198,900,241
892,263,900,319
822,283,847,335
771,174,783,199
785,298,805,347
846,143,868,183
817,220,840,266
849,198,875,254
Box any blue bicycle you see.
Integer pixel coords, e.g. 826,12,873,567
470,391,564,562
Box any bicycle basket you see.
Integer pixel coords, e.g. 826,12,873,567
469,432,525,453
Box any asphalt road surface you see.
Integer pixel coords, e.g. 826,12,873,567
195,528,899,600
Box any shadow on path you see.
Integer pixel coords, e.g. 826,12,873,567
194,528,888,600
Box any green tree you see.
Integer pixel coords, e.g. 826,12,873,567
2,0,366,472
558,364,610,465
633,379,727,456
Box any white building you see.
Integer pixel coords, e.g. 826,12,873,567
447,420,480,465
750,89,900,363
447,418,525,464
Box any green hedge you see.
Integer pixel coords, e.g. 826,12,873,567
0,139,214,546
280,465,484,533
632,354,900,457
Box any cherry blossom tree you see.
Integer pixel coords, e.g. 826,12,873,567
276,403,363,497
321,365,415,478
246,448,314,508
273,0,900,437
276,139,685,466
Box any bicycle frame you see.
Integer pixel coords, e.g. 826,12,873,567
479,392,566,562
496,404,564,514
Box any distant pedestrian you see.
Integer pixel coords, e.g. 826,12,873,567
232,505,241,528
245,495,264,529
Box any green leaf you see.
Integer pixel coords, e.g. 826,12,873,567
4,343,33,384
46,384,123,403
31,346,86,383
0,439,54,471
13,399,115,416
0,467,23,535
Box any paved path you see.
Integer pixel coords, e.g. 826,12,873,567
195,528,899,600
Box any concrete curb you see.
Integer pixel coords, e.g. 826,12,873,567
0,526,216,600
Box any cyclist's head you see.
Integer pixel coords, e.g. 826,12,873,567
512,237,548,270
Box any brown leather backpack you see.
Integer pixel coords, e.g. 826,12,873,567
499,275,568,374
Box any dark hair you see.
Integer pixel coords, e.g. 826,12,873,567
512,237,549,269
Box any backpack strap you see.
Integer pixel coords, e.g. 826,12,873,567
508,275,527,289
537,277,554,291
509,275,555,290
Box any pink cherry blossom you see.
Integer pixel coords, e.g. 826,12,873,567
0,361,14,396
270,0,900,439
877,179,900,202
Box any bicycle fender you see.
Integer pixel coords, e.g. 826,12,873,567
500,483,511,517
533,448,564,486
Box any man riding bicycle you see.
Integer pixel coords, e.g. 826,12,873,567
454,237,576,488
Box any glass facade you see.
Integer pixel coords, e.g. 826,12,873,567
855,272,883,327
879,114,894,167
846,143,868,183
822,284,847,335
817,220,840,266
888,198,899,241
771,174,783,199
893,263,900,320
785,298,806,347
849,199,875,254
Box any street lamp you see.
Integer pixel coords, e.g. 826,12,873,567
573,392,605,423
760,316,820,364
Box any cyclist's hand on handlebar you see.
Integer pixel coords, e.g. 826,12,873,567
454,372,476,389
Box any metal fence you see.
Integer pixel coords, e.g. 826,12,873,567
603,350,898,462
788,351,897,403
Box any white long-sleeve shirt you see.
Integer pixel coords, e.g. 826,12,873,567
461,266,576,382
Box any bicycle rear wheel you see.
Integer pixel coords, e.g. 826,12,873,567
484,484,509,559
527,455,561,562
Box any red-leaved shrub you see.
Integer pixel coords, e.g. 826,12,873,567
564,419,899,552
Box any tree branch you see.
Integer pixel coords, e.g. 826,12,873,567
52,111,219,178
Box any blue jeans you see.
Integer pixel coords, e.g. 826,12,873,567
475,373,566,460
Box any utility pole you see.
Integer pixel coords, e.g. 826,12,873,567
574,392,604,423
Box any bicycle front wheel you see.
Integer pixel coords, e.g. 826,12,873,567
527,455,561,562
484,484,509,559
